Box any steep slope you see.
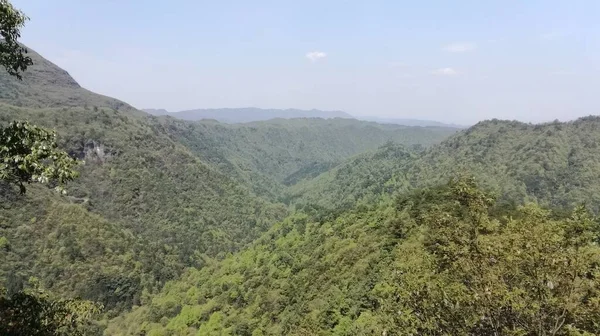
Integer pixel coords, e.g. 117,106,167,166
0,49,287,314
0,185,170,314
0,103,287,257
291,117,600,211
0,46,136,112
0,104,290,317
143,107,353,123
412,118,600,209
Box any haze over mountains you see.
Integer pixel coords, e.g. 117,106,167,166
3,43,600,335
142,108,353,123
356,115,467,128
143,107,463,127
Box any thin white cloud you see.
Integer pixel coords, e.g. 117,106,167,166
432,67,458,76
306,51,327,62
442,42,476,53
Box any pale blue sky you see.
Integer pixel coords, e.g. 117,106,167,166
12,0,600,124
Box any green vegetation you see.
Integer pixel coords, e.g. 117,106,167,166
0,0,32,79
288,142,417,209
107,178,600,335
0,121,80,193
0,103,287,316
291,118,600,212
0,284,100,336
0,39,455,333
0,33,94,332
2,5,600,334
151,116,455,199
0,47,135,110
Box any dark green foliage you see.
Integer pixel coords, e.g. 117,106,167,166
376,179,600,335
288,142,416,209
0,186,151,312
0,0,32,79
0,104,288,318
0,285,100,336
149,116,456,200
0,121,80,193
109,179,600,335
293,118,600,213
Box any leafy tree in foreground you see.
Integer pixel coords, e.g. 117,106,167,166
378,177,600,335
0,0,33,79
0,282,100,336
0,121,80,194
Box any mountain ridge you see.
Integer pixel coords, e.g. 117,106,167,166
143,107,353,123
0,46,137,112
143,107,465,128
355,115,467,128
289,116,600,212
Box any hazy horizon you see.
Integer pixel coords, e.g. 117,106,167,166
12,0,600,125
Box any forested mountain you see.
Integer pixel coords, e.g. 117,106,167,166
287,142,417,209
143,107,353,123
3,47,600,335
0,46,455,325
291,118,600,212
144,108,465,129
107,178,600,335
0,47,135,112
106,116,600,334
0,102,289,317
3,2,600,335
149,117,456,199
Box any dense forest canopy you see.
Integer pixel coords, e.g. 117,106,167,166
108,178,600,335
290,118,600,213
1,2,600,335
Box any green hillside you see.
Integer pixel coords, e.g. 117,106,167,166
105,115,600,334
291,118,600,212
287,142,417,209
3,3,600,335
107,178,600,335
0,102,289,318
0,47,136,112
1,186,159,314
0,46,455,324
150,116,456,199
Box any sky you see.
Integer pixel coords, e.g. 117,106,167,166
11,0,600,124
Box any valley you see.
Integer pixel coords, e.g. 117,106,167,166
1,2,600,334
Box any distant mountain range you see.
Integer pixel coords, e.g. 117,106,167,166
142,107,464,127
142,107,353,123
354,116,467,128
